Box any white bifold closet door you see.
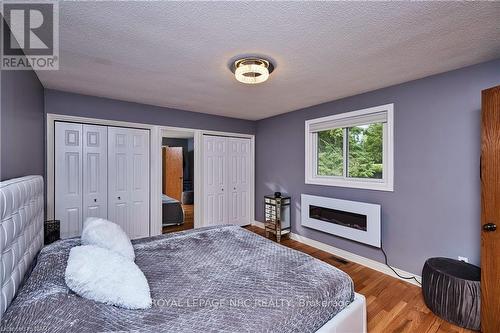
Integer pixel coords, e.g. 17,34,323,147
55,123,108,238
227,137,251,225
203,135,251,227
203,135,227,226
55,122,150,239
55,122,84,239
83,125,108,221
108,127,150,239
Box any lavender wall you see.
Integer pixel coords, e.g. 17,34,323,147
4,56,498,275
44,90,255,134
255,58,500,275
1,70,45,181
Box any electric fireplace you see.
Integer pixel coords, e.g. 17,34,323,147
309,205,367,231
301,194,381,247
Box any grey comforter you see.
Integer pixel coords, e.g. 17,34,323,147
0,225,354,333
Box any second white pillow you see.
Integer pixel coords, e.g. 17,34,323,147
65,245,152,309
81,217,135,261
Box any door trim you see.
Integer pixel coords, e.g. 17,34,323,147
47,114,255,237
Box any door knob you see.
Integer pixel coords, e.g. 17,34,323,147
118,196,121,200
94,198,97,202
483,223,497,232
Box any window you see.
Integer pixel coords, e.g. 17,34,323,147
305,104,394,191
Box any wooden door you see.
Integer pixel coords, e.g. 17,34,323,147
481,85,500,333
55,122,83,239
163,147,183,201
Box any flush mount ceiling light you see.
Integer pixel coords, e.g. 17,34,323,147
231,57,275,84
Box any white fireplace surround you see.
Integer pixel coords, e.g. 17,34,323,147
301,194,381,248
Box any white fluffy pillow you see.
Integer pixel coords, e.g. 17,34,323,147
65,245,152,309
81,217,135,261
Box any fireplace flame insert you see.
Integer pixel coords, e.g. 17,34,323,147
309,205,367,231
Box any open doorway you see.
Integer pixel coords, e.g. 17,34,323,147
161,130,195,234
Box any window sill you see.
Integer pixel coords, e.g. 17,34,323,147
305,177,394,192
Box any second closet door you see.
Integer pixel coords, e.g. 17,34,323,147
108,127,150,239
203,135,251,227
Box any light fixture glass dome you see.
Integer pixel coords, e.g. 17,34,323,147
232,58,274,84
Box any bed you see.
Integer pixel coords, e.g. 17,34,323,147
0,176,366,332
162,194,184,226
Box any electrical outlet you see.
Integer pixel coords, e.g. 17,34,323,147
458,256,469,263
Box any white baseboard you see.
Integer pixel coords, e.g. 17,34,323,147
251,221,421,287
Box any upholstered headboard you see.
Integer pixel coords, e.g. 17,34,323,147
0,176,44,319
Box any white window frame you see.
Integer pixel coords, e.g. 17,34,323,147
305,103,394,191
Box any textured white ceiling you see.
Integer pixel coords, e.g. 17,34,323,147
36,1,500,120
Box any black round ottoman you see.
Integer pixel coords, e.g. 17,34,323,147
422,257,480,330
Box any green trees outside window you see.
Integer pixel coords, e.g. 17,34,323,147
317,128,343,176
317,123,383,179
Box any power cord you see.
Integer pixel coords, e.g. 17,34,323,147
380,243,421,286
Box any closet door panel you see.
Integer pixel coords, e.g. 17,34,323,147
203,136,227,226
129,129,150,239
108,127,150,239
83,125,108,221
230,191,238,221
239,139,250,223
115,202,128,229
108,127,131,232
228,140,239,224
227,138,251,226
55,122,83,239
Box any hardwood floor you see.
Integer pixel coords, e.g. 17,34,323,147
245,225,477,333
162,204,194,233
